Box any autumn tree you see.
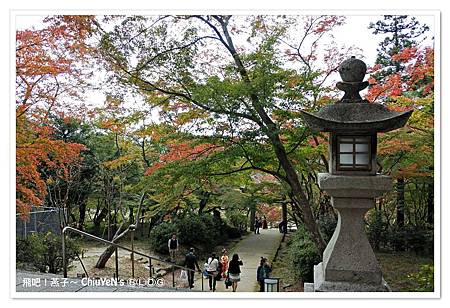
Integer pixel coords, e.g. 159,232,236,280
367,15,433,233
43,115,97,228
369,15,429,81
16,16,96,218
95,15,357,253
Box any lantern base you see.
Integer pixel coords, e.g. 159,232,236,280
304,262,390,292
311,173,392,292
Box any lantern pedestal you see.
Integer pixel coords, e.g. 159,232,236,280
308,173,392,292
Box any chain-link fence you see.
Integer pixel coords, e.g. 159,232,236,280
16,206,64,238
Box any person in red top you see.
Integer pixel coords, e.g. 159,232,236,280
220,248,229,278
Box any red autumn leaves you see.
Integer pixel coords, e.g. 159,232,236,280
144,143,222,176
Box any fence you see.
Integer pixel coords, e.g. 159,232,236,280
16,206,64,238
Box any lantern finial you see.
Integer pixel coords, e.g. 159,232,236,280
336,57,368,103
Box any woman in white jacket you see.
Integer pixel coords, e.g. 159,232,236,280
206,253,219,291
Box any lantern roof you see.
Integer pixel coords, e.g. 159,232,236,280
300,56,413,133
301,103,413,133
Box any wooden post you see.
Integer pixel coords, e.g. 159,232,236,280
62,232,67,278
130,227,135,278
172,265,175,288
115,247,119,279
149,258,152,278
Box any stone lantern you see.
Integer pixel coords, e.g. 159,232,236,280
301,57,413,292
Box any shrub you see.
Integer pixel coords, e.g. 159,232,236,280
408,264,434,292
225,210,248,233
366,209,389,251
175,215,208,246
149,222,178,254
16,232,81,274
175,214,223,251
388,226,433,256
149,214,225,254
222,224,242,239
286,225,321,283
317,213,337,244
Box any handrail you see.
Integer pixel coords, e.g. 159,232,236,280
62,226,203,290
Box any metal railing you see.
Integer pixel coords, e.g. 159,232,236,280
62,226,204,291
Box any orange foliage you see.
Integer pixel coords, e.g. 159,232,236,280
16,16,95,111
16,124,86,219
366,73,403,102
366,47,434,102
16,16,95,218
258,204,282,224
144,142,222,176
378,138,413,155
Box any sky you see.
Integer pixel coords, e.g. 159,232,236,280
15,14,435,66
13,13,436,111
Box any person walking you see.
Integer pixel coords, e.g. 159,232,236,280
227,253,243,292
262,216,268,229
278,220,287,234
183,248,201,289
220,248,229,278
256,257,272,292
254,217,260,234
167,234,179,262
206,253,219,291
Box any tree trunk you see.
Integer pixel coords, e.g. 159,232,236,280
394,177,405,251
129,205,134,225
396,177,405,227
198,191,210,215
282,202,288,233
95,193,146,268
249,202,256,232
290,207,300,228
427,181,434,225
268,133,326,253
93,206,108,234
95,226,127,268
217,19,326,254
78,200,87,230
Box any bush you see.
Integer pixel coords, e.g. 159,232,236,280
408,264,434,292
286,225,321,283
317,213,337,244
388,226,433,256
225,210,248,233
365,209,433,256
366,209,389,251
16,232,81,274
222,224,243,239
149,222,178,254
149,214,226,254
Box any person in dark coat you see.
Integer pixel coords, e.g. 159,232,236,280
183,248,201,289
262,216,268,229
278,220,287,233
256,257,272,292
227,253,243,292
254,217,260,234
